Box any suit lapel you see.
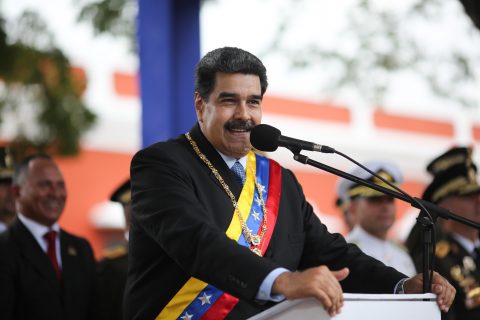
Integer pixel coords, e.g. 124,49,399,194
60,231,79,297
188,124,243,197
12,220,61,292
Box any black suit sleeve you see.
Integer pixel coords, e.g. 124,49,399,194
131,145,280,300
0,232,17,320
283,169,407,293
61,234,98,320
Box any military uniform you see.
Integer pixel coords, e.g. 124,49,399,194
96,180,131,320
347,226,416,277
338,161,417,277
406,147,480,320
97,243,128,320
435,235,480,320
0,146,15,232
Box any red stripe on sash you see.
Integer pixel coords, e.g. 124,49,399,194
201,158,282,319
259,160,282,254
200,294,239,320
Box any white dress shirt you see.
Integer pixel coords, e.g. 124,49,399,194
17,213,62,268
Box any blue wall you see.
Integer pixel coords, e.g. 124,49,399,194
137,0,200,147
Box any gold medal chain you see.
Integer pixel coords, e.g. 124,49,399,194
185,133,267,255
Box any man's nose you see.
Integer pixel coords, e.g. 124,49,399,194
49,185,66,198
234,102,250,119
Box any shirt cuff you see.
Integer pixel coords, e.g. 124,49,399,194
394,278,409,294
256,267,290,302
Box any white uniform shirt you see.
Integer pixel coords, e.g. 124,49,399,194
346,225,416,277
0,221,7,233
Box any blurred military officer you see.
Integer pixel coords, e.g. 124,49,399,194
419,147,480,320
0,147,15,233
97,179,131,320
336,178,356,232
339,161,416,277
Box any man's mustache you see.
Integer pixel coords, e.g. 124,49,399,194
224,120,256,131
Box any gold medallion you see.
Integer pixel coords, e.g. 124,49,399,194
252,248,262,256
460,277,475,288
185,133,269,252
251,235,261,246
466,287,480,309
450,265,464,282
463,256,476,272
67,246,77,256
435,241,450,258
467,287,480,300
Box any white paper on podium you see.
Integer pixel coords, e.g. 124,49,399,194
248,293,440,320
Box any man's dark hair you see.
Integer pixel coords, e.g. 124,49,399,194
13,154,53,186
195,47,268,100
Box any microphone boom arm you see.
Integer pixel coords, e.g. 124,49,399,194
293,153,480,229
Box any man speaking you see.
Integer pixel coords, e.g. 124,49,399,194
125,47,454,319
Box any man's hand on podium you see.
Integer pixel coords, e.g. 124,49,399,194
271,266,350,317
403,271,456,313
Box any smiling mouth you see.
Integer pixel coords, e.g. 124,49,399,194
228,128,250,133
224,120,255,133
44,200,65,212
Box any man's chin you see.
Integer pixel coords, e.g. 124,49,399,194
44,212,63,223
227,146,252,158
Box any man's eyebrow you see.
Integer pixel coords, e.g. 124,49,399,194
217,92,238,99
216,92,262,100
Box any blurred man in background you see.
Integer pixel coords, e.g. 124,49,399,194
0,155,97,320
0,147,15,233
339,161,416,277
335,177,355,232
97,179,131,320
413,146,480,320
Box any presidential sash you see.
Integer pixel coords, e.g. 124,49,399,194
156,152,282,320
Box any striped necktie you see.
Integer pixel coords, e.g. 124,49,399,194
231,161,246,186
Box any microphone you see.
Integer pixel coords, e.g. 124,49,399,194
250,124,335,153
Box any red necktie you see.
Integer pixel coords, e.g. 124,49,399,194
43,230,62,280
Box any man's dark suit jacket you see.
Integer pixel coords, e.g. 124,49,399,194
97,243,128,320
0,219,97,320
125,124,407,319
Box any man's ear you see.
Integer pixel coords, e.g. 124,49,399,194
194,92,205,123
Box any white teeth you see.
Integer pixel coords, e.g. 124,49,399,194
45,200,63,209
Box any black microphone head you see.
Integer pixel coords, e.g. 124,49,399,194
250,124,281,152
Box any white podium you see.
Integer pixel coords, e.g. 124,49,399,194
248,293,440,320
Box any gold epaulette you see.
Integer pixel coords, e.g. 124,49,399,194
467,287,480,300
436,240,450,258
102,244,127,259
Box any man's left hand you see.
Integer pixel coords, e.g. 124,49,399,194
403,272,456,313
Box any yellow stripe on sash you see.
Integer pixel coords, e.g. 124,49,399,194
225,152,256,240
156,152,257,319
156,278,208,319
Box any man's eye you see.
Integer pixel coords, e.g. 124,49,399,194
38,182,50,188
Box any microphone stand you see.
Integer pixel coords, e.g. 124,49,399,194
290,151,480,293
